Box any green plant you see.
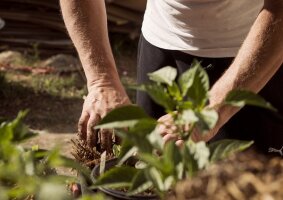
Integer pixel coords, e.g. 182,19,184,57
92,61,275,198
0,111,92,200
30,74,87,98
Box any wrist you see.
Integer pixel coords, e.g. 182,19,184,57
87,76,130,103
207,100,239,132
86,69,122,91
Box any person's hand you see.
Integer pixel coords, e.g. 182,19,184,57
157,114,184,147
78,82,130,152
157,113,219,146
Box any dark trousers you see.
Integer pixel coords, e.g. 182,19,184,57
136,34,283,152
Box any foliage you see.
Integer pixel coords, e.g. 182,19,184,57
93,60,274,198
0,111,94,200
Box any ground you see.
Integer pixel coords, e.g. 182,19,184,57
0,46,137,159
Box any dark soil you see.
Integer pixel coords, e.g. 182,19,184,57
0,72,83,133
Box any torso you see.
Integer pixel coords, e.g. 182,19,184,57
142,0,264,57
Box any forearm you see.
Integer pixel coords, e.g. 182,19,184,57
60,0,119,89
209,0,283,127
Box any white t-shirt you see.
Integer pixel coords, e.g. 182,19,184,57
142,0,264,58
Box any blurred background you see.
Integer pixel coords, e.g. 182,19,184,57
0,0,146,151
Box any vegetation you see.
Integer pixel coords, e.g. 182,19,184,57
0,111,107,200
93,61,275,198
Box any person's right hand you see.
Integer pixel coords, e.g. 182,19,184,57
78,81,130,152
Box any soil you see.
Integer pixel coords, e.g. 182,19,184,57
0,74,83,133
169,148,283,200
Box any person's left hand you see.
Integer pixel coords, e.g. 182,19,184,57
157,114,219,146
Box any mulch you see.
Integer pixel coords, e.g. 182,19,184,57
169,148,283,200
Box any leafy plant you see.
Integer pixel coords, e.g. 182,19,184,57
0,111,93,200
93,60,275,198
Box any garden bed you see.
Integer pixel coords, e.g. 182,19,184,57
170,148,283,200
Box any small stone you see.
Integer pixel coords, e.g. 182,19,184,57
41,54,82,72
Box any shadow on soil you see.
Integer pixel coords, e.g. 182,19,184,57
0,74,83,133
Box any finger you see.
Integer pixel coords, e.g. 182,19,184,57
100,129,113,153
176,140,184,148
163,133,178,144
158,124,177,136
86,114,100,148
158,114,173,123
157,124,167,136
78,111,89,141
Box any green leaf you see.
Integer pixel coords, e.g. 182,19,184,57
180,109,199,125
94,166,138,189
178,101,193,110
183,146,198,178
118,139,134,161
168,82,182,101
0,110,37,144
178,65,196,97
175,162,184,180
135,161,147,169
148,66,177,86
162,142,182,176
10,110,37,142
178,60,209,108
163,176,175,191
146,167,164,192
147,129,164,151
0,122,13,144
225,90,276,111
118,146,137,166
97,118,156,130
139,154,164,172
116,129,153,154
209,139,254,163
128,170,152,195
129,118,157,136
196,109,218,133
96,105,150,129
185,140,210,170
144,84,176,111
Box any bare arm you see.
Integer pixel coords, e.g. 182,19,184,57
60,0,130,150
206,0,283,140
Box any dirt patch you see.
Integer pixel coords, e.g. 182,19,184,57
169,148,283,200
0,72,83,133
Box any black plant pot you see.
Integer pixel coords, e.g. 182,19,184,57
91,158,158,200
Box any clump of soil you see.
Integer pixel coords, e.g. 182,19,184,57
169,149,283,200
